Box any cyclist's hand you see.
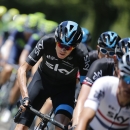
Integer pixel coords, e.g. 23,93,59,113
20,97,30,112
68,125,77,130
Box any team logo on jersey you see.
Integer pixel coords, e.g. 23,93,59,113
94,90,105,100
46,55,58,60
83,55,90,71
45,61,75,75
108,105,116,111
93,70,102,81
107,111,129,124
35,40,44,56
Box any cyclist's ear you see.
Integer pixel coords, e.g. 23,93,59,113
97,45,99,50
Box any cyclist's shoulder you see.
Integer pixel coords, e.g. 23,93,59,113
97,75,118,82
39,33,55,43
89,50,98,55
93,76,119,91
89,50,98,61
86,58,114,77
75,43,89,57
93,57,114,66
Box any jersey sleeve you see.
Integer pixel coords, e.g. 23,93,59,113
82,58,104,86
77,44,90,83
26,36,45,66
84,76,106,111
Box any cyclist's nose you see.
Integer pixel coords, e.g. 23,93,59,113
61,48,66,52
105,53,109,58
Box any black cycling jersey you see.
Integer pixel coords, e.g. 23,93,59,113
83,57,114,86
87,45,93,52
89,50,98,65
26,34,90,86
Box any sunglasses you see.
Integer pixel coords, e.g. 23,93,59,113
99,47,115,56
121,76,130,84
56,42,74,51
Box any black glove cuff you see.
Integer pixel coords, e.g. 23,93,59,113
22,97,30,106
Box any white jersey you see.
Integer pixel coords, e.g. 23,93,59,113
84,76,130,130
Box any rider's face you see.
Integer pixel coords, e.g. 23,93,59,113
118,77,130,98
55,42,74,59
97,45,115,59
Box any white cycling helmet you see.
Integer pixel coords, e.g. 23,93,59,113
118,52,130,76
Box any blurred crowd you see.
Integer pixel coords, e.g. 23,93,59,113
0,5,58,125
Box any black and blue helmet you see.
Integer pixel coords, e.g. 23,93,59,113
118,52,130,77
115,38,130,60
55,21,82,47
81,27,92,43
98,31,121,49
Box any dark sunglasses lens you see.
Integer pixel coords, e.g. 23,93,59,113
57,42,62,48
65,46,71,50
109,51,115,56
57,42,72,50
100,48,107,54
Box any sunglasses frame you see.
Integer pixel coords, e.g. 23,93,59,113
99,47,115,56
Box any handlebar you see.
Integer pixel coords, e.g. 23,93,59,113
14,105,68,130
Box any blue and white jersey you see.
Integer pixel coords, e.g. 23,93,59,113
84,76,130,130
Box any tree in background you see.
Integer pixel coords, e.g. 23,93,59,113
0,0,130,49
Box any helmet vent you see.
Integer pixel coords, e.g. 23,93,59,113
65,27,68,35
112,32,114,36
126,55,130,65
70,25,73,31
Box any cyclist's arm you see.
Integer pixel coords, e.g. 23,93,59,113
17,61,32,99
72,59,103,126
19,49,29,65
72,84,91,126
72,63,97,126
31,57,42,75
75,107,95,130
75,76,106,130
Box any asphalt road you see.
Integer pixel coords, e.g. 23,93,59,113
0,118,13,130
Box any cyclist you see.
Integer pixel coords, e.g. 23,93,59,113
0,8,19,61
72,31,121,127
14,21,90,130
75,52,130,130
0,19,57,123
0,13,39,88
81,27,93,52
0,5,7,46
0,8,20,65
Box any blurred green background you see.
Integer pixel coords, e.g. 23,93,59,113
0,0,130,49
